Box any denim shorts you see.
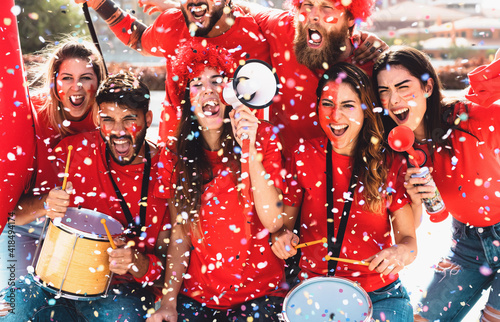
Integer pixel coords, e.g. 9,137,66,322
418,218,500,321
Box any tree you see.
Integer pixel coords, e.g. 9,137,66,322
16,0,85,53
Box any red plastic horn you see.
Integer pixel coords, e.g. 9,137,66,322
388,125,425,167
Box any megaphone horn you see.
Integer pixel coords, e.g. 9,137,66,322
222,59,279,109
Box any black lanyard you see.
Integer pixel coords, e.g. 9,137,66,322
326,141,357,276
106,143,150,237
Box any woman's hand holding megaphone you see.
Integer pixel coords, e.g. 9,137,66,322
229,104,259,151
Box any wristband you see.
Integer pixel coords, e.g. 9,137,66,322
134,253,164,284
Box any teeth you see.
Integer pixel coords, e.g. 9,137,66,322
393,108,409,115
71,95,83,99
204,100,217,107
114,140,127,144
330,124,348,130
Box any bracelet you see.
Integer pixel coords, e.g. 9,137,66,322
133,253,164,284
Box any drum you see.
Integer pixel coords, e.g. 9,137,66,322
33,207,123,300
280,276,372,322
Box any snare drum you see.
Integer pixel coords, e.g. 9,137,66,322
280,276,372,322
33,207,123,300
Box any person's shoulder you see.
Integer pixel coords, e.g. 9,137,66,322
56,130,101,150
155,8,184,26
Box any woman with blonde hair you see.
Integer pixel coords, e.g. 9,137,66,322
0,38,106,287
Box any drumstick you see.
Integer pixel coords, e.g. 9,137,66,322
295,237,327,249
101,218,117,249
61,145,73,190
325,255,370,266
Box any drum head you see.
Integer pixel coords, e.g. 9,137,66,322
56,207,124,239
283,276,372,322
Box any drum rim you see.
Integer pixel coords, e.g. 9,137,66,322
281,276,373,321
54,207,123,240
31,273,109,301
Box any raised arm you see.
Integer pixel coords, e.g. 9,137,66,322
139,0,179,14
75,0,147,51
146,201,191,322
230,105,284,233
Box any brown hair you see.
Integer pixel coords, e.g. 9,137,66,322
317,62,389,213
33,38,106,137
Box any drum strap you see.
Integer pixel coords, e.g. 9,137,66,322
326,141,357,276
106,143,151,237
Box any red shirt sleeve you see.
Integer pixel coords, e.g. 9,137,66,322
155,146,177,199
386,153,410,213
256,122,286,192
283,143,305,207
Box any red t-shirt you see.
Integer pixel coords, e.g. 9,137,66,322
417,102,500,227
156,123,286,309
252,9,375,158
284,137,410,292
31,93,97,194
54,131,170,296
139,8,271,144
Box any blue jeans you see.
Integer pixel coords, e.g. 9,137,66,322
0,223,42,290
419,219,500,321
368,279,413,322
0,275,155,322
175,293,284,322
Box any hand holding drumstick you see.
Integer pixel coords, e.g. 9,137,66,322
44,145,74,220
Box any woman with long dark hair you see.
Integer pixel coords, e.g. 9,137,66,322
271,62,417,322
373,46,500,322
148,42,286,322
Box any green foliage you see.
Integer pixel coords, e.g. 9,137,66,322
16,0,85,53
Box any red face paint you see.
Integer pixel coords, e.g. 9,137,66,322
125,122,143,140
101,123,112,137
318,81,340,140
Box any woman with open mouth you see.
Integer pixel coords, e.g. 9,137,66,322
373,46,500,321
374,46,500,322
0,38,107,287
271,62,417,322
148,42,286,322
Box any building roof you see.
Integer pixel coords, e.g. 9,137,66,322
371,1,468,22
420,37,471,49
428,16,500,32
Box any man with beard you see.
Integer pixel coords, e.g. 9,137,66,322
246,0,385,158
75,0,271,146
0,72,170,321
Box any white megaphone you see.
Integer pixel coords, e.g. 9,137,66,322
222,59,279,109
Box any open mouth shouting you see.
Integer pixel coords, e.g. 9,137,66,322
308,28,323,48
329,124,348,137
69,95,85,107
188,3,209,21
202,99,220,117
111,137,133,160
392,108,410,123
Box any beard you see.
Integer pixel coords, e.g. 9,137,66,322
181,2,225,37
101,128,147,166
294,20,350,71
